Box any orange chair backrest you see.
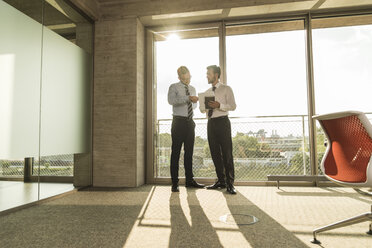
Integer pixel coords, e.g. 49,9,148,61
320,115,372,183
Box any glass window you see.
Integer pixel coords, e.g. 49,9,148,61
313,15,372,114
226,20,308,117
155,29,219,120
155,28,219,177
312,15,372,173
225,20,310,179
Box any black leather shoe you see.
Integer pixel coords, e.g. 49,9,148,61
185,180,205,188
226,184,237,194
206,181,226,190
171,184,179,192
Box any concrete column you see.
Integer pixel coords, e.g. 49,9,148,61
73,153,92,187
93,17,145,187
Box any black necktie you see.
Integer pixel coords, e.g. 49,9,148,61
208,86,216,118
185,85,193,119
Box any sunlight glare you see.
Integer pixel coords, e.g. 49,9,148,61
167,33,180,41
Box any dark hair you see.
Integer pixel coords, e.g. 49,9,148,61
207,65,220,79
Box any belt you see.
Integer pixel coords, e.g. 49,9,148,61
173,116,193,121
209,115,228,120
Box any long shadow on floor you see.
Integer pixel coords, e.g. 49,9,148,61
169,189,224,248
222,190,309,248
0,185,155,248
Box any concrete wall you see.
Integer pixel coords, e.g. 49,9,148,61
93,17,145,187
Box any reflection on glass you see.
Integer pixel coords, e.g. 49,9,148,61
42,0,93,53
2,0,44,24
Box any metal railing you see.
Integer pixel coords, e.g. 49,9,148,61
0,159,24,177
0,154,74,178
34,154,74,176
156,115,312,181
155,113,372,181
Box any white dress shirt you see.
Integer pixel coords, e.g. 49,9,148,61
199,82,236,118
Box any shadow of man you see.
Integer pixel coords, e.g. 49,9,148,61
169,189,223,248
222,190,309,247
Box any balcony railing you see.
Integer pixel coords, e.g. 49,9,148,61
156,115,311,181
156,114,372,181
0,154,74,178
1,114,370,180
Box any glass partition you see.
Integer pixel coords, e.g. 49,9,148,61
39,5,93,198
0,0,92,211
0,0,43,211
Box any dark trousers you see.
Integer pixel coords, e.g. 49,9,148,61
207,116,235,184
170,116,195,184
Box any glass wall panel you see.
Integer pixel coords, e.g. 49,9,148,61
155,28,219,178
225,20,310,180
0,0,42,211
40,27,92,157
154,22,310,181
39,0,92,199
0,0,92,211
312,15,372,173
313,16,372,114
0,0,42,161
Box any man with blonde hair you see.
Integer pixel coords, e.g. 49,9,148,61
167,66,205,192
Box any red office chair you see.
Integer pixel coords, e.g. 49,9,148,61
312,111,372,244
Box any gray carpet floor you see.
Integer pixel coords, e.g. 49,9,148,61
1,185,371,248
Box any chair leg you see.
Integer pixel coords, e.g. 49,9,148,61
369,205,372,235
311,212,372,244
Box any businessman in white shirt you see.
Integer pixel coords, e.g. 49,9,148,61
168,66,205,192
200,65,237,194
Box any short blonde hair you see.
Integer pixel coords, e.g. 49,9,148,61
177,66,190,77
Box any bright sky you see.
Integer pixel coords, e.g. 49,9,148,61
155,24,372,137
312,24,372,114
156,37,219,120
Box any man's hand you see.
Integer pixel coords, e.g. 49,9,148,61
189,96,199,103
208,101,220,109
